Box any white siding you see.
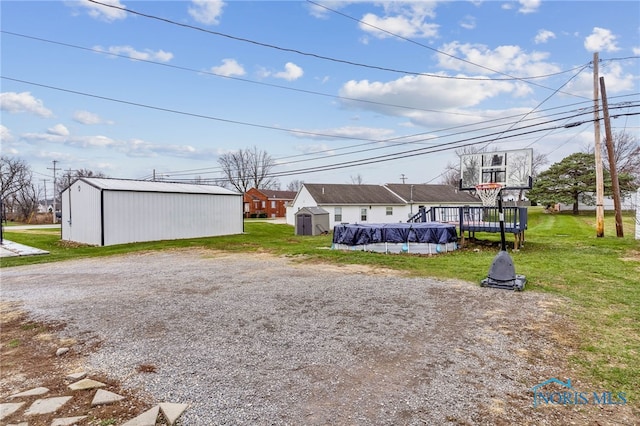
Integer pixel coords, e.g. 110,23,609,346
61,180,102,246
102,191,242,246
61,178,243,246
286,187,317,226
636,189,640,240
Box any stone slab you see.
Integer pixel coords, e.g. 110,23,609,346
121,405,160,426
91,389,124,407
24,396,72,415
0,240,49,257
9,387,49,398
52,416,88,426
68,378,106,390
159,402,189,425
66,371,87,381
0,402,25,420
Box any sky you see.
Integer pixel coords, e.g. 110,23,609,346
1,0,639,191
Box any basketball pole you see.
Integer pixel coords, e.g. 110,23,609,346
497,188,507,252
480,185,526,291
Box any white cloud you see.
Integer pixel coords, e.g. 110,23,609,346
123,138,215,159
189,0,225,25
0,92,53,118
47,124,70,137
274,62,304,81
95,45,173,62
290,126,394,141
360,4,439,39
584,27,620,52
436,41,560,78
306,1,347,19
0,125,14,144
633,47,640,55
211,59,246,77
335,73,551,129
460,15,476,30
518,0,541,14
294,143,335,156
534,29,555,44
565,62,635,98
71,0,127,22
74,110,109,125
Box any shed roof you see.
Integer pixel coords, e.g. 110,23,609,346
258,189,297,200
385,184,480,204
77,178,240,196
296,206,329,215
303,184,404,205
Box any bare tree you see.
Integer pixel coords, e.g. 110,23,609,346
286,179,304,192
440,146,486,187
602,131,640,187
350,174,364,185
218,146,277,192
1,156,33,221
13,182,40,222
1,156,32,200
57,168,108,199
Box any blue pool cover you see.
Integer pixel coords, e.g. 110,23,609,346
333,223,458,245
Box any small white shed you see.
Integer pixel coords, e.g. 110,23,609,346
61,178,243,246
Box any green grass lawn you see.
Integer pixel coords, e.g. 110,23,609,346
2,208,639,407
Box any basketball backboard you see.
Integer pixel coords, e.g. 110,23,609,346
459,148,533,190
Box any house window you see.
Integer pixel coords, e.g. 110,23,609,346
334,207,342,222
261,201,266,208
271,200,276,209
386,206,393,216
360,208,367,221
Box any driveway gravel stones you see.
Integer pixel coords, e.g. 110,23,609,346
1,249,634,425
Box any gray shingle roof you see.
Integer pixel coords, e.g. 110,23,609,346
303,184,404,205
302,183,480,205
385,184,479,204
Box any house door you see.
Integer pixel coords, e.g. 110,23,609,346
297,214,312,235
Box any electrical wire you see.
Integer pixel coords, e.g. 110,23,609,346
86,0,598,86
307,0,591,99
0,30,491,119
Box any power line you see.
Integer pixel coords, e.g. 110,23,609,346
0,76,374,142
0,30,490,119
86,0,597,87
306,0,592,99
3,76,637,181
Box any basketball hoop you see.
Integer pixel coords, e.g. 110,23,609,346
475,182,502,206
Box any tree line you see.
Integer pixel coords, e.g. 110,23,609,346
1,132,638,222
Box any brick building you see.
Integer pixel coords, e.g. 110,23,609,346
243,188,297,218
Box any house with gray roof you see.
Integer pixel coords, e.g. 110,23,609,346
286,183,480,229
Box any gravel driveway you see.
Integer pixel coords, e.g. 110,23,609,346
0,249,619,425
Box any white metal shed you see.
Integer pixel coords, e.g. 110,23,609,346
61,178,243,246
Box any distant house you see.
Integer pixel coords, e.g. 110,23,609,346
243,188,297,218
286,183,480,229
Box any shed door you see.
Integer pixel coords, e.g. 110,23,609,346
297,214,313,235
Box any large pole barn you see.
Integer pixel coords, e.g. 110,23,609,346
61,178,243,246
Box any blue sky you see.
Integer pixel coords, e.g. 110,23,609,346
1,0,639,190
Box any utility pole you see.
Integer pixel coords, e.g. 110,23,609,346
47,160,59,224
600,76,624,237
41,179,49,216
400,174,407,184
593,52,605,237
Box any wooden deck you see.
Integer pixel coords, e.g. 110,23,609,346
409,206,528,249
